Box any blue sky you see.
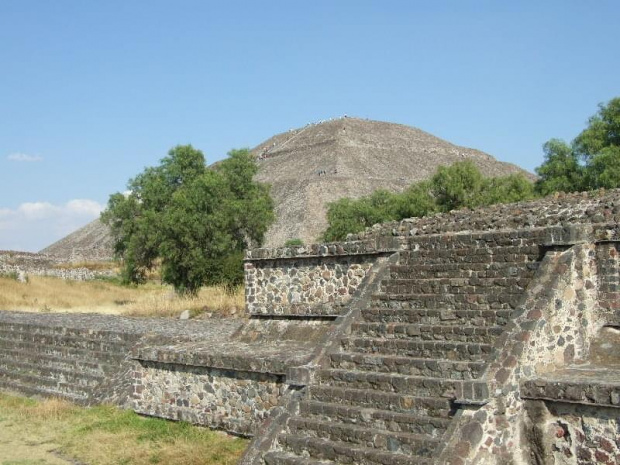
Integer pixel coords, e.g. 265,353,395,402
1,1,618,251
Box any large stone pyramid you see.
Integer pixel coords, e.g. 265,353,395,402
41,117,532,258
250,117,531,247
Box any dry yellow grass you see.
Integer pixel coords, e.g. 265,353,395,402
0,275,244,318
0,392,247,465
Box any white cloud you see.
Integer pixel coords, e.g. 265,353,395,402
66,199,104,216
7,153,43,162
0,199,104,252
18,202,58,220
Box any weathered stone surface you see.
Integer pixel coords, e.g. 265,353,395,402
0,250,114,280
133,361,285,436
244,252,381,315
4,191,620,465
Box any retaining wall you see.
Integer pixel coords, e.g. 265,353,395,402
244,242,393,316
133,361,285,435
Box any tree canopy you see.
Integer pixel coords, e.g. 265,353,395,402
323,161,535,241
101,145,274,294
536,97,620,194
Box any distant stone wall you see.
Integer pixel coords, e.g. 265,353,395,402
0,250,115,281
245,243,391,315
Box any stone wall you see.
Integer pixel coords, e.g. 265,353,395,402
245,243,391,315
132,361,285,436
0,312,142,406
0,250,115,281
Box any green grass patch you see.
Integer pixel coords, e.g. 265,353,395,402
0,393,247,465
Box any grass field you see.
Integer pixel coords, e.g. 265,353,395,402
0,275,244,318
0,393,248,465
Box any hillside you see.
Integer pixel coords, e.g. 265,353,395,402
41,117,533,258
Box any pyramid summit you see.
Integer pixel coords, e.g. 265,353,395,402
41,117,532,258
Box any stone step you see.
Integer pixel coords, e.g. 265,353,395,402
371,293,519,310
286,416,440,457
330,352,485,380
389,262,539,279
318,369,460,398
249,312,341,320
384,276,530,287
399,247,539,262
278,434,434,465
360,307,512,326
0,367,94,399
0,377,89,405
342,337,492,361
0,328,133,353
0,322,140,343
350,322,504,344
264,451,335,465
308,385,453,417
299,400,450,437
0,338,127,365
0,348,109,376
381,277,528,295
0,357,103,387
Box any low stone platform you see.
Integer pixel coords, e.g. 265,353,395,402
0,310,326,437
0,310,243,341
135,339,317,376
130,319,327,436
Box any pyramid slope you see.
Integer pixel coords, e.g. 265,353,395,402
40,219,115,261
41,117,533,257
251,117,533,247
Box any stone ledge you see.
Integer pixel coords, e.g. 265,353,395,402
520,366,620,407
245,242,395,261
0,311,242,341
133,339,317,378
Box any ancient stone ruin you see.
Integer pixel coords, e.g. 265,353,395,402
0,250,115,281
40,117,532,261
1,190,620,464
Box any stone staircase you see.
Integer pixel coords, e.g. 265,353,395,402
0,320,137,404
263,239,541,464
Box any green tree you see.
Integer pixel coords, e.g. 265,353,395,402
323,190,400,242
480,173,537,205
535,97,620,193
322,161,535,241
430,161,485,211
394,181,437,219
101,146,274,294
535,139,584,195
